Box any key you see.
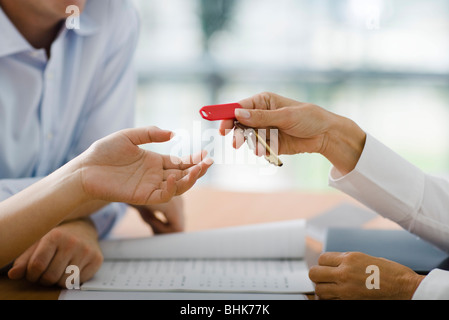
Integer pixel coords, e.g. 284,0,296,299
199,103,283,167
234,121,283,167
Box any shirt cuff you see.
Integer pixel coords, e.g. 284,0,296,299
412,269,449,300
328,133,425,226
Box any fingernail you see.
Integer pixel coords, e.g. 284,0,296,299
235,109,251,119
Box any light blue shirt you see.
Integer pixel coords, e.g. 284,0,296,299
0,0,139,237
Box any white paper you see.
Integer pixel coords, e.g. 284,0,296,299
59,289,307,300
100,219,306,260
81,219,313,293
81,259,313,293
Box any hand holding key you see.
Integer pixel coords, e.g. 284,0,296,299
218,92,367,175
201,102,282,166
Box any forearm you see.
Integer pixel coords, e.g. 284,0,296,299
0,177,43,202
0,160,89,267
65,199,110,222
0,175,110,242
0,177,108,218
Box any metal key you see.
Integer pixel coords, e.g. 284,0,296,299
234,121,283,167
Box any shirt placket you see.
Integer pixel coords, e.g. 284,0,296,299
35,33,65,176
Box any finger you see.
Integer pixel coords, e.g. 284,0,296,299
254,129,269,157
122,126,174,146
79,262,103,285
8,243,38,280
155,174,178,203
143,173,180,205
219,92,288,136
58,252,103,287
233,128,245,149
163,168,190,181
219,119,235,136
255,141,267,157
162,157,212,182
235,108,288,129
39,249,72,286
237,94,272,111
314,283,340,300
197,158,214,179
318,252,345,267
219,92,300,135
144,213,173,234
26,240,57,283
163,150,208,170
308,265,339,284
238,92,298,111
266,128,280,151
256,140,279,158
148,159,211,204
174,164,204,195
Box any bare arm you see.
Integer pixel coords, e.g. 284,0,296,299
0,126,212,267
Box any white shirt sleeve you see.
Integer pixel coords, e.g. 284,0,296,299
329,133,449,252
412,269,449,300
328,133,449,299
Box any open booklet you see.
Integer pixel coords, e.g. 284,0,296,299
81,219,314,294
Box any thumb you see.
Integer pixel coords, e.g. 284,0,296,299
235,108,288,129
122,126,174,146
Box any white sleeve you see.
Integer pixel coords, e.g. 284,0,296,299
412,269,449,300
329,133,449,253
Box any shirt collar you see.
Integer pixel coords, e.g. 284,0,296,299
0,7,33,57
71,8,99,36
0,6,99,58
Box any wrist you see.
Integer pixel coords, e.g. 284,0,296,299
403,273,425,300
58,159,111,220
321,114,366,175
55,158,92,205
59,217,100,239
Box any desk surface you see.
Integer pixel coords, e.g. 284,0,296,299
0,187,398,300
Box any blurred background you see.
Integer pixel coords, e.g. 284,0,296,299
131,0,449,193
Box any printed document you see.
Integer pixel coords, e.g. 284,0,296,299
81,219,313,293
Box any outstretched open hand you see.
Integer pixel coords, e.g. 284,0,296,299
79,126,212,205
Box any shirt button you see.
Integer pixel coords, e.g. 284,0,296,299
47,133,54,140
46,73,54,80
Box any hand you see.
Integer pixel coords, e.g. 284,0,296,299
308,252,425,300
79,126,213,206
0,126,213,268
219,92,366,175
134,196,185,234
7,219,103,287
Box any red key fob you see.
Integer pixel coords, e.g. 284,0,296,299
199,103,242,121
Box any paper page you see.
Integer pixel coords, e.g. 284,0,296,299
100,219,306,260
59,289,307,300
81,259,314,293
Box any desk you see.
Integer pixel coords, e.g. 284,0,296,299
0,187,398,300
